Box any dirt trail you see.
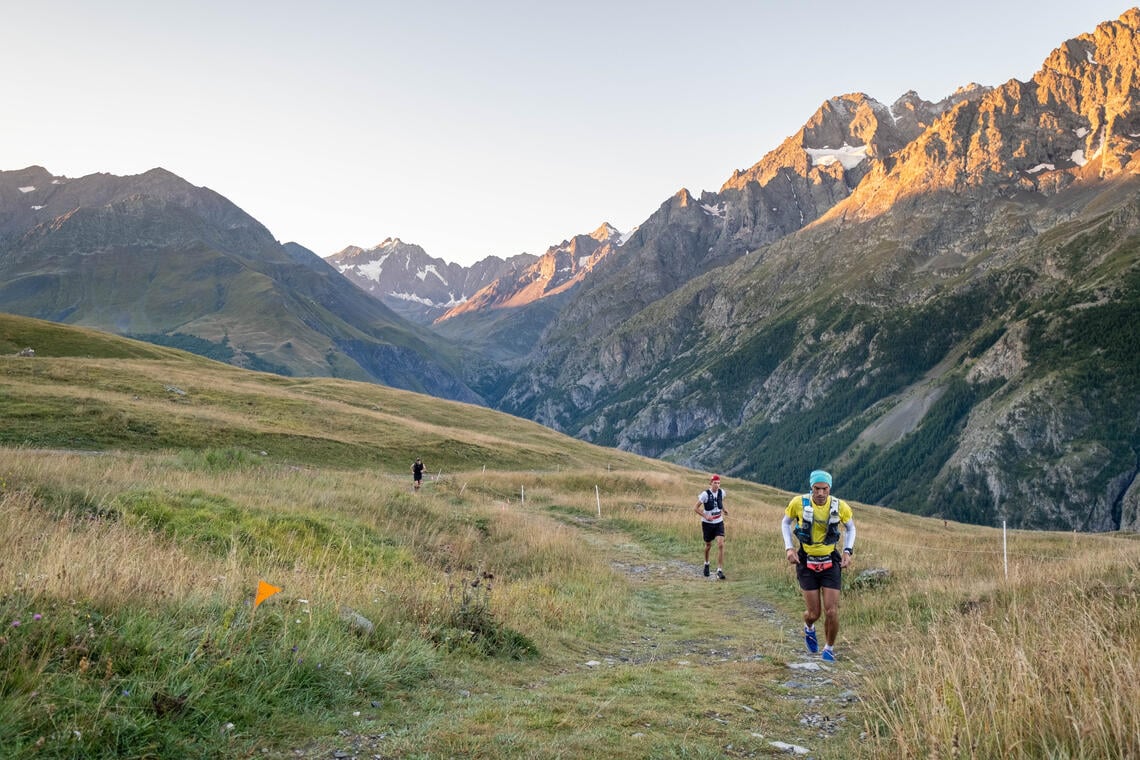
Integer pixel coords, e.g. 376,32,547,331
291,512,864,759
545,514,864,752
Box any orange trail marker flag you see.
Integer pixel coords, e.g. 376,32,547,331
254,580,282,610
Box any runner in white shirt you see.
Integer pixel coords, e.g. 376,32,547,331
694,474,728,579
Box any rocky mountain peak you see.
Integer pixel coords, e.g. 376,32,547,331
671,188,696,207
887,84,991,140
0,166,277,261
953,82,987,97
590,222,621,243
1031,9,1140,177
720,92,911,196
325,237,530,324
823,10,1140,222
330,244,367,259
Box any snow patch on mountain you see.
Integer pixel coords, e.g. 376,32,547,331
345,254,391,283
389,291,466,308
805,144,869,170
417,265,448,286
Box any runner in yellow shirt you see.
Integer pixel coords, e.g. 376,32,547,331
781,469,856,662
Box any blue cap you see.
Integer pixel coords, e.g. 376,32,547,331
809,470,832,487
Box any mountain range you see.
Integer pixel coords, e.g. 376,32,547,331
3,9,1140,532
326,237,535,324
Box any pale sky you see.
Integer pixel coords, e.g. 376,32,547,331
1,1,1132,265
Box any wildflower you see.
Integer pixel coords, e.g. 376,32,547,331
33,614,42,621
11,620,19,627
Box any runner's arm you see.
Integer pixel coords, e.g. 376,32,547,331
781,515,796,551
781,516,799,564
842,520,856,553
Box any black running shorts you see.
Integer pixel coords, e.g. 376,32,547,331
701,521,725,543
796,551,842,591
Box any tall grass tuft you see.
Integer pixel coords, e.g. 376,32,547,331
859,537,1140,759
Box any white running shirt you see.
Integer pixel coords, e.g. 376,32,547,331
699,488,726,524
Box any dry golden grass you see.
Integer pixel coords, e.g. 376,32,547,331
4,443,1138,758
845,506,1140,758
1,487,227,608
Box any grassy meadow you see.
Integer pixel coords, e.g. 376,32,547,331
1,313,1138,759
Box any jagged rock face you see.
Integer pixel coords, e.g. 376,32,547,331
889,85,989,138
840,10,1140,219
527,190,729,354
1122,478,1140,531
327,238,531,324
710,89,992,256
723,92,918,194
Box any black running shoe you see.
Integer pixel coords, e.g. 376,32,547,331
703,563,710,577
716,569,726,580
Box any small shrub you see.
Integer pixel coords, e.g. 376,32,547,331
434,572,538,660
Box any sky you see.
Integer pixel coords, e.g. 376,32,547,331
2,1,1133,265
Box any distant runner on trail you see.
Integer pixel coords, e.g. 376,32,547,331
781,469,856,662
694,474,728,579
412,458,424,492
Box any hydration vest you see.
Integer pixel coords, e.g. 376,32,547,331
703,489,724,520
794,495,840,546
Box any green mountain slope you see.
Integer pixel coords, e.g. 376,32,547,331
0,312,616,469
0,167,487,403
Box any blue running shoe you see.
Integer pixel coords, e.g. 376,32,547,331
804,627,818,653
821,647,836,662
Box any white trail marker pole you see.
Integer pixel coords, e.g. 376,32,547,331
1003,521,1008,580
